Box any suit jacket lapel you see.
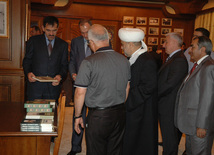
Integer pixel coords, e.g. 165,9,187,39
41,35,49,57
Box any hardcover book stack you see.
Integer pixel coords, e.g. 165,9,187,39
20,99,56,132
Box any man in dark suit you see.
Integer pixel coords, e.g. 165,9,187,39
158,32,188,155
119,28,158,155
175,36,214,154
23,16,68,101
67,19,92,155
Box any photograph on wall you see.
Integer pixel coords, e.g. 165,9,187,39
162,18,172,26
136,17,147,25
149,17,159,26
161,28,171,35
148,27,159,35
174,28,184,36
0,0,8,38
123,16,134,25
160,38,166,45
136,27,146,35
148,37,158,45
148,46,152,52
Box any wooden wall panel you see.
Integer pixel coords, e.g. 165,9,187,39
31,2,195,52
0,75,25,102
0,0,26,102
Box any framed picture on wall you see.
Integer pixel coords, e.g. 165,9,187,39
0,0,9,38
148,37,158,45
160,38,166,45
136,17,147,25
136,27,146,35
161,28,171,35
148,46,152,52
149,17,159,26
149,27,159,35
174,28,184,36
123,16,134,25
162,18,172,26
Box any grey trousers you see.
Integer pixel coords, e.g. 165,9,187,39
186,130,214,155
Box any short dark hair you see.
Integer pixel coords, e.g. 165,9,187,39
79,18,92,26
31,25,40,32
195,27,210,38
195,36,212,55
43,16,59,27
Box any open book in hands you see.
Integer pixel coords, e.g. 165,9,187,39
32,76,58,82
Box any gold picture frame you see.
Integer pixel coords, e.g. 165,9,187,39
136,17,147,25
162,18,172,26
149,17,159,26
148,37,158,45
123,16,134,25
0,0,9,38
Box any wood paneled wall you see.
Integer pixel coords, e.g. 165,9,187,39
0,0,26,102
31,2,195,53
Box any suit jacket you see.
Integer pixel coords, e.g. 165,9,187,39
69,36,91,76
158,50,188,116
175,56,214,135
23,34,68,100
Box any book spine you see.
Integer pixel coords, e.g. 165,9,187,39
24,104,50,108
26,108,52,112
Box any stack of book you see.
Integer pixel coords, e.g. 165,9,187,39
20,99,56,132
20,119,53,132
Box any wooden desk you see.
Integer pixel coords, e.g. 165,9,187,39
0,102,57,155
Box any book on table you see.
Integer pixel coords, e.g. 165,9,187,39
20,118,54,132
25,112,54,120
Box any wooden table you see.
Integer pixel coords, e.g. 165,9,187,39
0,102,57,155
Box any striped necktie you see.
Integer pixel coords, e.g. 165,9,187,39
48,40,52,56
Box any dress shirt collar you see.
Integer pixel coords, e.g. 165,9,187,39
96,46,113,52
168,49,181,58
45,34,55,47
129,47,147,65
197,55,209,65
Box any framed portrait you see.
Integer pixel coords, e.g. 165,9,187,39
123,16,134,25
160,38,166,45
136,27,146,35
149,17,159,26
161,28,171,35
136,17,147,25
0,0,9,38
162,18,172,26
148,46,152,52
174,28,184,36
148,37,158,45
149,27,159,35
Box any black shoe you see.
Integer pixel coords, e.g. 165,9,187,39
182,150,187,155
67,151,80,155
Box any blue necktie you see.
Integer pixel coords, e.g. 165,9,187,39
85,44,91,57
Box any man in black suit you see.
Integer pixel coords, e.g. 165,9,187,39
158,32,188,155
23,16,68,101
67,19,92,155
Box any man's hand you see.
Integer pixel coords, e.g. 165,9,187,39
72,73,77,81
52,75,61,86
197,128,207,138
27,72,36,82
74,117,84,134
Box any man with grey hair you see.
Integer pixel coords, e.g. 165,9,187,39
74,24,130,155
175,36,214,154
158,32,188,155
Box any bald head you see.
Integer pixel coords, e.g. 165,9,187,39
88,24,109,52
